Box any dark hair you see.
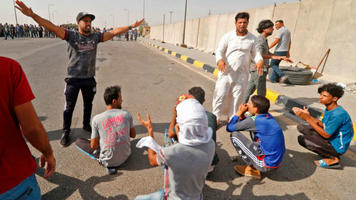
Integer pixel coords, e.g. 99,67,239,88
104,85,121,105
188,87,205,104
256,20,274,33
251,95,270,114
318,83,344,99
235,12,249,22
275,20,284,24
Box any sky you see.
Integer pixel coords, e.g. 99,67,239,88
1,0,298,28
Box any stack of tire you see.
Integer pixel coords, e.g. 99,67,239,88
279,66,313,85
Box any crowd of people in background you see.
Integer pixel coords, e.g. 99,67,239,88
0,22,139,40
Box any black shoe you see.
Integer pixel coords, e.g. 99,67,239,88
107,167,117,175
83,125,92,133
60,132,70,147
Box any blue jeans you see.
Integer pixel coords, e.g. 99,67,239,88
135,189,165,200
269,51,288,82
0,173,41,200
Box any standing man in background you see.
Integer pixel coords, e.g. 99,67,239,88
15,0,144,147
213,12,264,126
269,20,291,83
244,20,292,103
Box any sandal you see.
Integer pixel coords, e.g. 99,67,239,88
314,159,341,169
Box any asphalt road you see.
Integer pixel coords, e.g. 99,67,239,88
1,38,356,200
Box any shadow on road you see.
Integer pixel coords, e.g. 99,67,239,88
204,178,310,200
36,167,129,200
117,138,153,171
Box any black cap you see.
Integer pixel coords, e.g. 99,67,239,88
76,12,95,23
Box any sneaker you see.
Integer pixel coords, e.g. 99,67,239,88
83,125,92,133
234,165,261,179
279,76,288,84
60,132,70,147
107,167,117,175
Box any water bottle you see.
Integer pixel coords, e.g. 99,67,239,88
164,127,170,147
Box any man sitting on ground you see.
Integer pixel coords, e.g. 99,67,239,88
227,95,285,179
168,87,219,172
75,85,136,174
136,98,215,199
293,83,354,169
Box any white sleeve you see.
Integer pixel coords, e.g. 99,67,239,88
215,33,228,64
91,117,99,139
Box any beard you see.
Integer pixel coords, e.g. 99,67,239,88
237,28,247,34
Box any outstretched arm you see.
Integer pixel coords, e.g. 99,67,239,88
103,19,144,42
15,0,65,39
14,101,56,179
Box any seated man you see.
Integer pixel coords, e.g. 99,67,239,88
136,98,215,200
168,87,219,172
75,85,136,174
226,95,285,179
293,83,354,168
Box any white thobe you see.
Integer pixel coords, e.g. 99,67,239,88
212,31,263,120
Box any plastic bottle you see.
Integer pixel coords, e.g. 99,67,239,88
164,126,170,147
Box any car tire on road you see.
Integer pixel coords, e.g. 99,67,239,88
280,66,313,85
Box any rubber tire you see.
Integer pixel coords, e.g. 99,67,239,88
281,69,313,85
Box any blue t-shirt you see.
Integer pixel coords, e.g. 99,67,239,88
322,106,354,154
226,113,285,168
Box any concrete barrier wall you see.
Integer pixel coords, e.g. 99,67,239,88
291,0,334,70
321,0,356,80
149,0,356,81
184,18,200,48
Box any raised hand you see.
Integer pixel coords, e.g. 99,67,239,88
137,113,153,131
133,19,145,28
15,1,35,17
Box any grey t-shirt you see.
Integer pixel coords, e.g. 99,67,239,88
91,109,133,167
251,34,269,72
64,29,103,78
157,140,215,200
274,26,291,52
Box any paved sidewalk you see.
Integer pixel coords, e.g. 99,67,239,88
140,37,356,142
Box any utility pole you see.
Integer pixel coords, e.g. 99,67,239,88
48,4,54,21
162,14,165,43
124,9,130,25
12,0,18,24
169,11,174,24
181,0,187,48
143,0,145,19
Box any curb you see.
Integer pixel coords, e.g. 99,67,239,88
145,41,356,142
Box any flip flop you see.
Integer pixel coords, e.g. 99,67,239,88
314,159,341,169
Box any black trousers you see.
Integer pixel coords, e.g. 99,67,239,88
63,78,96,133
297,124,339,158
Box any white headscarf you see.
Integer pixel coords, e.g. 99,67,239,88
176,98,213,146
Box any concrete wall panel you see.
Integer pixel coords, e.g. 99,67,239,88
250,5,274,36
270,2,300,46
322,0,356,80
196,16,212,51
291,0,334,68
184,18,200,48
